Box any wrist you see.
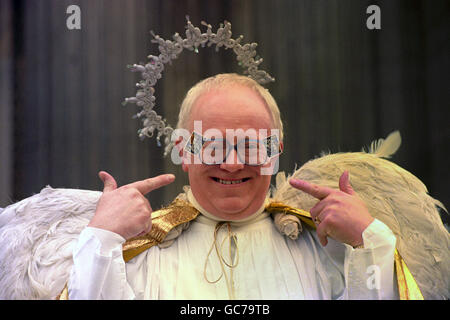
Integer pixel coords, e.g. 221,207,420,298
352,216,374,248
87,218,125,239
83,226,126,254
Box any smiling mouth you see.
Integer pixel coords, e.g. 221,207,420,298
212,177,251,185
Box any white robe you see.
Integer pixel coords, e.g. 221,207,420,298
68,194,397,300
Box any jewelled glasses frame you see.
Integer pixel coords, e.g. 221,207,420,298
183,131,282,165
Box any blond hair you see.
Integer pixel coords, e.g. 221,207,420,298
176,73,284,142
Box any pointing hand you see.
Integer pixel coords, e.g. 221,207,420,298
88,171,175,240
289,171,374,247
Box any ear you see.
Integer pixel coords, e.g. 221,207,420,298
174,136,190,173
174,136,184,157
173,136,189,172
182,162,189,172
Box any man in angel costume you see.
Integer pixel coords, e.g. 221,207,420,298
0,19,448,300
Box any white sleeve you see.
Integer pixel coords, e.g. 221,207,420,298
68,227,136,300
341,218,397,299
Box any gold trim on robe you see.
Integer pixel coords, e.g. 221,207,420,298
57,200,424,300
394,249,424,300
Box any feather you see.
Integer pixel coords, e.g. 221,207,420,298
365,130,402,158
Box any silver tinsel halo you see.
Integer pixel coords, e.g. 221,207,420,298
123,16,275,156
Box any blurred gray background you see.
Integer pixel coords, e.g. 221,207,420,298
0,0,448,224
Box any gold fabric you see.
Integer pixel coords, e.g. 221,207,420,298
265,202,316,229
122,199,200,263
394,249,424,300
56,285,68,300
56,199,423,300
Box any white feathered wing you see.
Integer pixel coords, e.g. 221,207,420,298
0,187,101,299
272,131,449,300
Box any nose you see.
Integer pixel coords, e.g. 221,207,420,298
219,147,244,172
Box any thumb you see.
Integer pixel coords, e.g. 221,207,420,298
99,171,118,192
339,171,355,195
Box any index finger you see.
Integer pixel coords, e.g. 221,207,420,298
125,174,175,195
289,178,333,200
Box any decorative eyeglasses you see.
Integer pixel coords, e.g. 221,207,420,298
184,132,282,165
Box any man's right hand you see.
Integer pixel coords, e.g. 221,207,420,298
87,171,175,240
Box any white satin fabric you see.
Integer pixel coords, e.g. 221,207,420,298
68,193,398,300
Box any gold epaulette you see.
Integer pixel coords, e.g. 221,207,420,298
122,199,200,262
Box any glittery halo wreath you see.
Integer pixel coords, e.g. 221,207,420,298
122,16,275,156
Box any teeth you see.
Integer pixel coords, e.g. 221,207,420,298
218,179,243,185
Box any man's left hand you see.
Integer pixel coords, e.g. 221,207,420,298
289,171,374,247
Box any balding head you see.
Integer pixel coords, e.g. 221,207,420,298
176,73,284,143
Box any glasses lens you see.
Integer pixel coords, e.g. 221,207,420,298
201,139,227,164
237,139,267,165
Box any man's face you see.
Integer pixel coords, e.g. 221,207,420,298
182,85,278,220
